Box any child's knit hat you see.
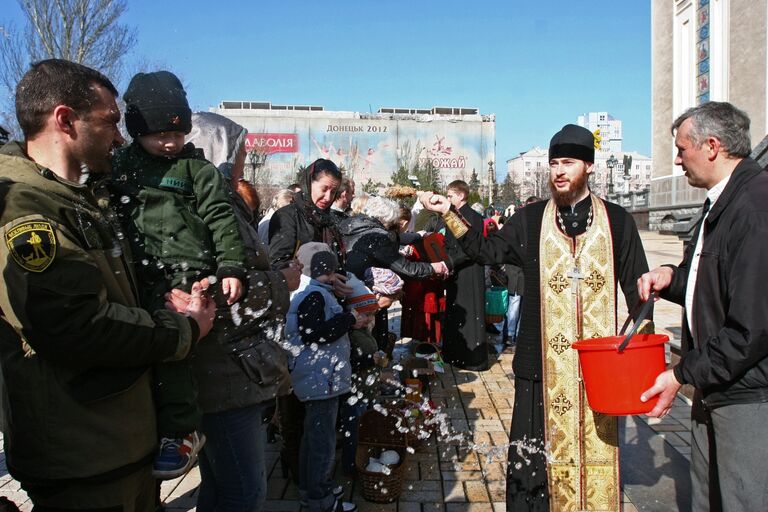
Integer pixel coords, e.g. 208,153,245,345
346,275,379,314
296,242,338,279
364,267,404,296
124,71,192,138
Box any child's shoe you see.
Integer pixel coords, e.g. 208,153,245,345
333,498,357,512
300,485,344,508
152,432,206,479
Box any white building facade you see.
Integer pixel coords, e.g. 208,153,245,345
651,0,767,229
505,147,549,200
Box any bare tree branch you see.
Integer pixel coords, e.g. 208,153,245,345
0,0,136,136
4,0,136,86
0,25,27,94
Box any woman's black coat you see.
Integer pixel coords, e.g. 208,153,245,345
338,214,434,281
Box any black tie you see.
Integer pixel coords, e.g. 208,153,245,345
697,198,711,238
689,198,711,258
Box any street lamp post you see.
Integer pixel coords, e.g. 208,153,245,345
606,154,618,198
247,150,268,183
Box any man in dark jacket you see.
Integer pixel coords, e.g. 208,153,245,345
442,180,489,371
639,101,768,511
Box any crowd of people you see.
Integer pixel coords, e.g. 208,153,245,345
0,58,766,512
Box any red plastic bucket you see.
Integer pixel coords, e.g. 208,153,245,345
572,333,669,415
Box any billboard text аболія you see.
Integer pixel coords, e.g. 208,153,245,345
245,133,299,154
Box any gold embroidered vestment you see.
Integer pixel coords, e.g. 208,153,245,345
539,196,620,511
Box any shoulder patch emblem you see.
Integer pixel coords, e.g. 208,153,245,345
5,221,57,272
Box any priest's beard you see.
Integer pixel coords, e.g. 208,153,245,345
549,169,590,206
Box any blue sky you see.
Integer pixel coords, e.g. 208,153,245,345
3,0,651,174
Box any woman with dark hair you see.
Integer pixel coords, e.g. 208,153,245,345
268,159,345,270
397,203,423,247
268,159,351,487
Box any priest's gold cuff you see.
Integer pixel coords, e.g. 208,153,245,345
442,209,469,238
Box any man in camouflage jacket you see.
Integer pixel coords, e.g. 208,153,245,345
0,59,214,510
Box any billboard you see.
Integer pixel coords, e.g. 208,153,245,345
244,133,299,154
212,109,495,187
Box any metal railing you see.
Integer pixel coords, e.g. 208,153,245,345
606,189,649,211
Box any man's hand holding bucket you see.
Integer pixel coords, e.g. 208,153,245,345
636,266,682,417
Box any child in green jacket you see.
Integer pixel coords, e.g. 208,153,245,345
112,70,247,479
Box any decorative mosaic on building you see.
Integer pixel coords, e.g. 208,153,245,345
696,0,710,104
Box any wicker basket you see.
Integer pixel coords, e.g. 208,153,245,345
400,356,435,385
386,400,436,447
355,408,408,503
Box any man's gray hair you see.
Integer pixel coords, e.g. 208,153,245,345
362,195,400,229
671,101,751,158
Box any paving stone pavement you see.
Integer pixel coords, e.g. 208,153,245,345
0,231,696,511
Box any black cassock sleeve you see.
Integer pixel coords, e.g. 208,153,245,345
454,208,528,268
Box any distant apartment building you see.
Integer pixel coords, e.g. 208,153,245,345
577,111,623,157
651,0,767,230
209,102,495,188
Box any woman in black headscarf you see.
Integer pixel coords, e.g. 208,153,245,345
268,159,345,270
268,159,349,487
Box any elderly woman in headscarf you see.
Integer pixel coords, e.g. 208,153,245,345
267,158,351,486
339,195,445,281
185,111,301,511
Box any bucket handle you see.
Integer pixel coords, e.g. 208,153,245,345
617,292,657,353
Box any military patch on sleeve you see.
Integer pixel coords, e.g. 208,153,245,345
5,221,57,272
